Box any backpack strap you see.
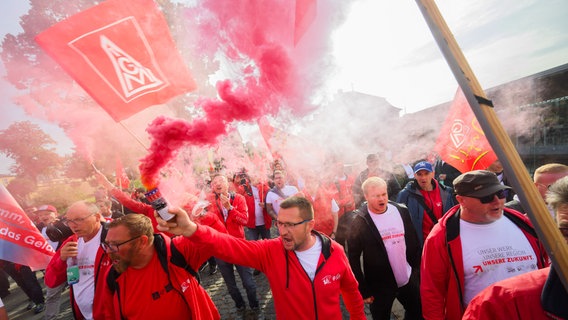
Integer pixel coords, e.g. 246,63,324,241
410,193,439,224
170,240,201,284
269,186,287,199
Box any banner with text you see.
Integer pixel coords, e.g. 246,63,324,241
0,185,55,270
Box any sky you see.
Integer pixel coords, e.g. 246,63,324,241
0,0,567,175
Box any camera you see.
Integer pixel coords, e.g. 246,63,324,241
45,220,74,243
235,172,249,186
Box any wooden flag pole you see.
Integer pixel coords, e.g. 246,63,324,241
119,121,149,151
415,0,568,289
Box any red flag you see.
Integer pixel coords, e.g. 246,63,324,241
35,0,196,121
115,156,130,189
0,185,55,270
435,88,497,173
294,0,317,45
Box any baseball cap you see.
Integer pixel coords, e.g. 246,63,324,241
36,204,57,214
454,170,511,197
413,161,433,174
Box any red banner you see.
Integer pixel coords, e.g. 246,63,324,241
35,0,196,122
434,88,497,173
0,185,55,271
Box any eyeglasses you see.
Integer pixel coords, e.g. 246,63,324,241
63,213,95,226
474,189,507,204
101,236,141,253
276,219,312,229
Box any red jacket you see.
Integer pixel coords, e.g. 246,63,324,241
327,175,356,217
421,206,549,320
463,267,551,320
304,186,336,236
205,192,248,238
190,225,366,320
45,227,111,320
102,234,220,320
236,182,272,229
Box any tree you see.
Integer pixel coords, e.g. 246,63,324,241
62,151,93,180
0,121,63,181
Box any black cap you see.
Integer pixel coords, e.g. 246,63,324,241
454,170,511,197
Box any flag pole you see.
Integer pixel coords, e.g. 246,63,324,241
119,121,149,151
415,0,568,289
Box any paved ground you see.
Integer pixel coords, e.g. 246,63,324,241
4,268,404,319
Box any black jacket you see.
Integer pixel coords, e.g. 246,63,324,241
346,202,421,298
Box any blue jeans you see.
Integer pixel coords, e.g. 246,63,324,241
215,258,259,309
245,226,271,241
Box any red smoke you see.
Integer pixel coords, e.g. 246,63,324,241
139,0,336,188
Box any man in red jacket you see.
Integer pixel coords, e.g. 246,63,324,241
101,214,219,320
463,176,568,320
421,170,549,320
206,174,260,318
45,201,112,320
156,196,366,320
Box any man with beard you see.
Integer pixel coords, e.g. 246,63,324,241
101,214,219,319
155,196,366,320
421,170,549,320
396,161,457,247
45,201,111,320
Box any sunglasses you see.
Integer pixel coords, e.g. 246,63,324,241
475,189,507,204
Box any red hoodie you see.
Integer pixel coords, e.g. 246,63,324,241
190,225,366,319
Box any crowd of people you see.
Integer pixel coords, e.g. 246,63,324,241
3,153,568,320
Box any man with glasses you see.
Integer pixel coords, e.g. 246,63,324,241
155,196,366,320
44,201,111,320
421,170,549,320
100,214,219,320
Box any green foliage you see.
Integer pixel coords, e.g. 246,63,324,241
63,152,94,180
0,121,63,180
30,180,96,214
6,176,37,204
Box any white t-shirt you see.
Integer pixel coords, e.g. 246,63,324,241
368,204,412,287
295,236,322,281
265,185,299,216
460,216,538,305
251,186,265,226
73,227,103,320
